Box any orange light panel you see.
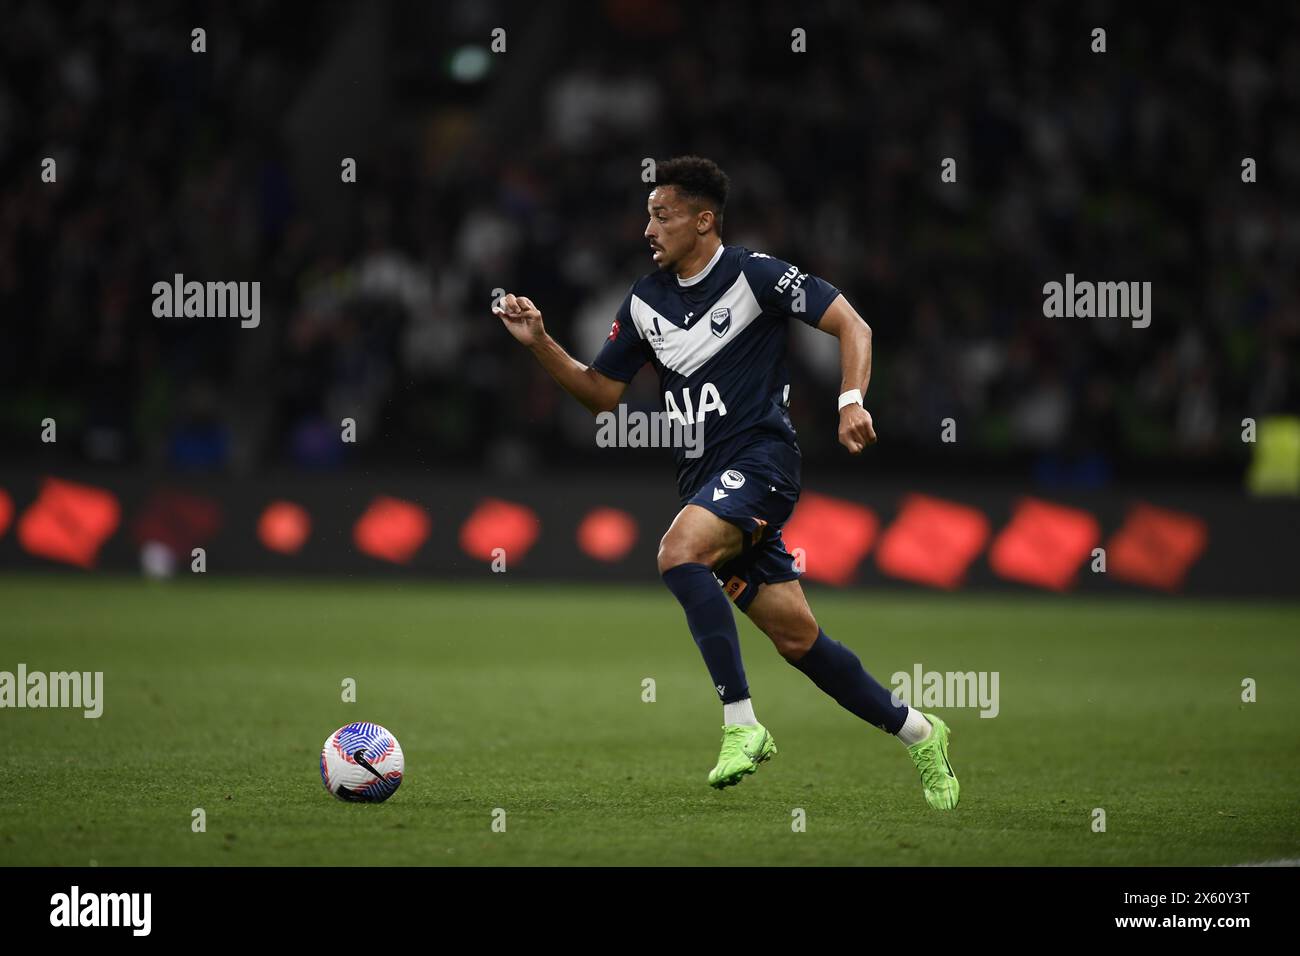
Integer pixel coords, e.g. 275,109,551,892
353,496,431,564
1106,503,1208,590
781,491,879,585
459,498,540,563
988,497,1101,591
17,477,121,568
876,494,990,589
577,507,638,562
259,500,312,555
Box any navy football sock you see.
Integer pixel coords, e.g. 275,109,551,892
790,629,906,733
661,563,750,704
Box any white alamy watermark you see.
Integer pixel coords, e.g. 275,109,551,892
50,886,150,936
0,664,103,718
891,664,999,718
1042,273,1151,328
152,273,260,328
596,403,705,459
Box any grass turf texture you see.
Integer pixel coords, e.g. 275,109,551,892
2,576,1297,866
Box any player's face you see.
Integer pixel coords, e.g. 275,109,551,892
645,186,703,273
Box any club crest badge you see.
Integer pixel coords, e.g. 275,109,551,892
710,307,731,338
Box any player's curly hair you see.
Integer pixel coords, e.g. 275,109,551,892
654,156,729,229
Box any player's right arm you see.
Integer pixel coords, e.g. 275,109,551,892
495,292,628,415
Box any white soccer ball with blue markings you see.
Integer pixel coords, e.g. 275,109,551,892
320,722,405,803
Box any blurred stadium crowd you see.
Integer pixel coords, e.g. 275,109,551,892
2,0,1297,483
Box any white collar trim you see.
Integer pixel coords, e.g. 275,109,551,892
676,244,725,287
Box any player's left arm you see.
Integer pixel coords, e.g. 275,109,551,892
816,294,877,454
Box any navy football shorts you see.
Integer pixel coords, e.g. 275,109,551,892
685,442,803,612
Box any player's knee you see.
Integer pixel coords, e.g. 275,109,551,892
657,532,725,575
658,535,706,575
767,614,819,660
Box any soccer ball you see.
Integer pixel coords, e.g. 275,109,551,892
320,722,404,803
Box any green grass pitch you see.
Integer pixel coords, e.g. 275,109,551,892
2,575,1297,866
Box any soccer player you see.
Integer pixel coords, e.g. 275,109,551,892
495,156,958,809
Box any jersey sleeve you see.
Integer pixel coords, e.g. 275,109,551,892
590,288,650,382
742,252,841,327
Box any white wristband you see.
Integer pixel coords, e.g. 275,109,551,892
837,388,863,410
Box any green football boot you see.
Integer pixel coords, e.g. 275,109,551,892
707,723,777,789
906,713,960,810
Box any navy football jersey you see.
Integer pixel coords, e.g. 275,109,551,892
591,244,841,500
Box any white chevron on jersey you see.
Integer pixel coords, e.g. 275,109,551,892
629,272,763,378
